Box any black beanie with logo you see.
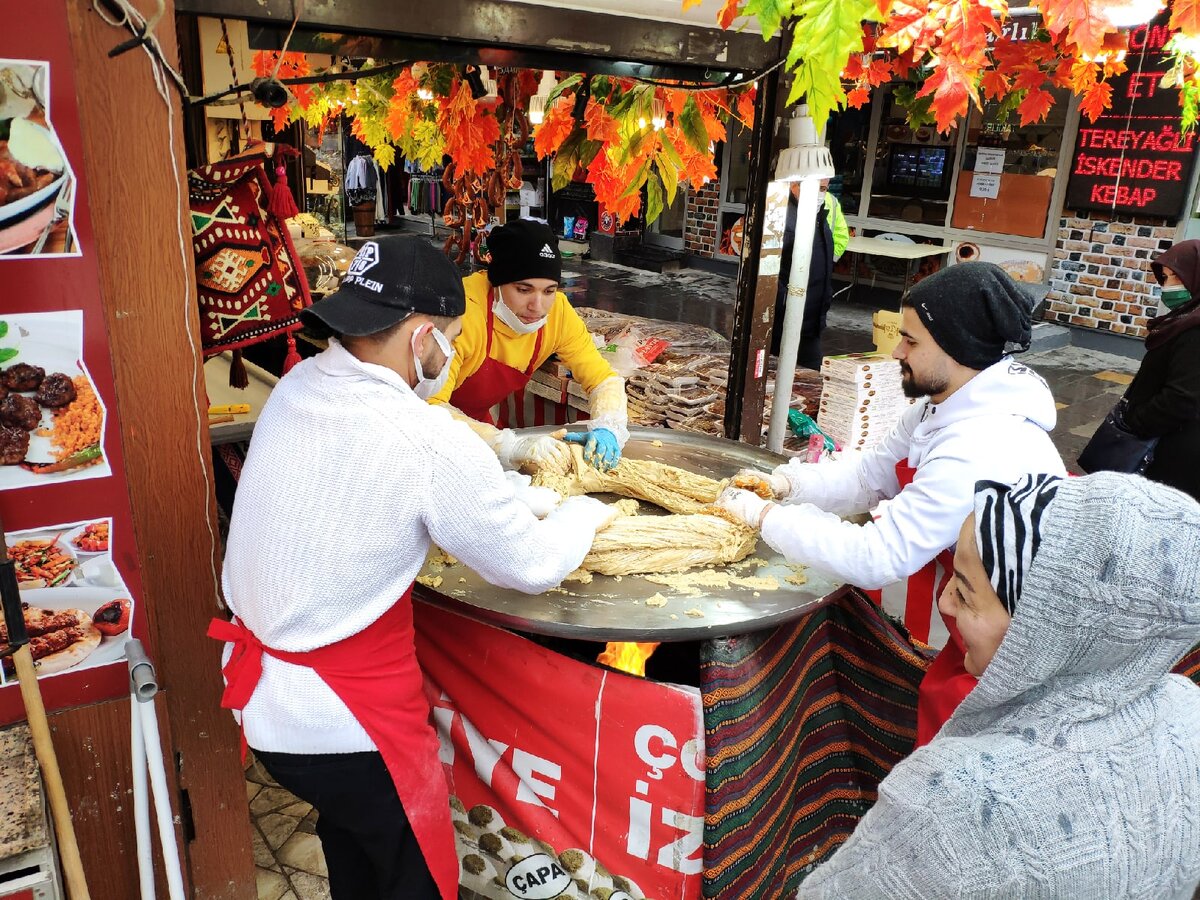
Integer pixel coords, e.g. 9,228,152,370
487,219,563,286
906,262,1037,370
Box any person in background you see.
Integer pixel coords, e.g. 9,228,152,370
1122,239,1200,501
798,472,1200,899
771,178,849,369
211,236,616,900
430,219,629,473
718,263,1066,746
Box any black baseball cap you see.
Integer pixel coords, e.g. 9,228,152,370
301,235,466,337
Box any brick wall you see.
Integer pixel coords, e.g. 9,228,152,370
684,181,720,258
1043,210,1175,337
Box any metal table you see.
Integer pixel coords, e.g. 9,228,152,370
415,426,846,641
844,235,952,302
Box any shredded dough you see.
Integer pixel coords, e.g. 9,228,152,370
532,446,757,576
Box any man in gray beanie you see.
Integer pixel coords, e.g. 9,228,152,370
717,262,1066,744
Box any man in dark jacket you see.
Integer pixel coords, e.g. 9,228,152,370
1124,239,1200,502
771,179,848,369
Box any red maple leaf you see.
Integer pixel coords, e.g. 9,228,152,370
1079,80,1113,121
991,37,1028,73
718,0,741,29
917,59,978,133
979,69,1010,101
842,55,867,80
1171,0,1200,37
867,57,894,86
847,86,872,108
735,89,756,128
892,49,920,79
879,0,934,56
1017,87,1055,125
584,99,621,145
1012,64,1047,92
440,80,500,176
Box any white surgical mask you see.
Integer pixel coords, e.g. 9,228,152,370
493,286,548,335
412,326,454,399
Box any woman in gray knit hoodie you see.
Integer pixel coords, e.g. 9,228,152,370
798,472,1200,899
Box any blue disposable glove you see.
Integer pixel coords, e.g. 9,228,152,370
563,428,621,471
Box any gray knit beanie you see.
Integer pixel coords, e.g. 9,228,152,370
906,262,1037,370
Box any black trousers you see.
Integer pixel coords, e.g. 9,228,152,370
254,749,440,900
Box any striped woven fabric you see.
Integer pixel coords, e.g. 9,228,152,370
700,588,930,899
1174,643,1200,684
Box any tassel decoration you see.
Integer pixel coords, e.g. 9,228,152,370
269,162,300,220
282,331,302,374
229,349,249,390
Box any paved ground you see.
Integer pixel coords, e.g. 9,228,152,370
247,257,1139,898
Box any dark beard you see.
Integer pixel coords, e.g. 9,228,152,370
900,362,947,399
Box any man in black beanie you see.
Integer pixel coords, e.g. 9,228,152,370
717,261,1065,745
427,219,630,474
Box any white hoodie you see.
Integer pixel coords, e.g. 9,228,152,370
762,358,1066,597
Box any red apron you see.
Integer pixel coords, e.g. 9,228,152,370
866,461,977,748
449,289,544,425
207,588,457,900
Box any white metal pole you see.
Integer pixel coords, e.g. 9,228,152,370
131,693,155,900
766,178,823,453
139,700,187,900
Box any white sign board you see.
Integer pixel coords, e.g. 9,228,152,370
970,173,1002,199
975,148,1006,175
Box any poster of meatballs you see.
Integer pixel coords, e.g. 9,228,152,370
0,517,135,685
0,310,109,490
0,59,79,257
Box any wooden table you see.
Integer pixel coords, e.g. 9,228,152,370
844,235,953,303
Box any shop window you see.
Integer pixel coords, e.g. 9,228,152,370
950,92,1068,238
827,106,871,216
867,89,958,226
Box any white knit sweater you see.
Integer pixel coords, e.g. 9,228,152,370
798,473,1200,899
221,341,603,754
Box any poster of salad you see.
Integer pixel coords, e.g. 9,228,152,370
0,58,79,257
0,517,135,685
0,310,110,491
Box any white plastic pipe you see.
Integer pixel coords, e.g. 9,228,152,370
138,700,187,900
766,177,824,453
131,696,155,900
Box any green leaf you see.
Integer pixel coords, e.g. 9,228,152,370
372,143,396,171
743,0,794,39
551,132,584,192
546,73,583,109
656,153,679,207
658,135,684,170
619,159,652,199
678,97,709,154
0,322,8,339
645,173,665,225
783,0,880,126
0,348,18,365
608,87,643,123
579,139,603,168
892,84,937,129
619,128,648,165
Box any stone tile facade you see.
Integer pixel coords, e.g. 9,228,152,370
1043,210,1175,337
684,181,720,258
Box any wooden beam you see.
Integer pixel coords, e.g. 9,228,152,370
64,2,256,896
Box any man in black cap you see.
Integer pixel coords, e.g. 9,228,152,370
428,218,630,473
212,235,616,900
716,262,1066,743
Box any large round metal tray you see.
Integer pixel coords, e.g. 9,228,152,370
414,426,846,641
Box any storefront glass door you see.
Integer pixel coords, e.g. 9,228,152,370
645,187,687,249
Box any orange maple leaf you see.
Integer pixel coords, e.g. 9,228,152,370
979,69,1010,101
584,99,621,145
843,55,867,80
735,89,756,128
847,86,872,108
718,0,741,29
1079,80,1113,121
867,58,894,87
916,59,978,132
440,80,500,176
1171,0,1200,36
1041,0,1112,59
879,0,935,56
1017,87,1055,125
533,97,577,159
1012,64,1047,92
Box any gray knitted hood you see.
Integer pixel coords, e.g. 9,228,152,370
943,472,1200,743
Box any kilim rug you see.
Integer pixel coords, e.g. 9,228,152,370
188,152,311,356
700,588,930,899
1174,643,1200,684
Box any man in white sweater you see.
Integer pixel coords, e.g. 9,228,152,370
717,263,1066,745
210,236,615,900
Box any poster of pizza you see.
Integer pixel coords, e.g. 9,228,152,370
1,517,135,684
0,58,79,258
0,310,109,491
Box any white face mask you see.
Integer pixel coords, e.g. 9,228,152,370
493,286,548,335
412,326,454,400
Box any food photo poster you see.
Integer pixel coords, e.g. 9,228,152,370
0,58,80,258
